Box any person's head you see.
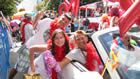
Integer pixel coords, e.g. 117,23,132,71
102,13,109,22
57,13,71,28
121,34,134,51
24,13,28,19
74,30,87,51
26,15,32,22
109,7,120,17
121,34,131,46
51,29,70,55
113,17,119,25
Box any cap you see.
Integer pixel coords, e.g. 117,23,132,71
64,13,71,21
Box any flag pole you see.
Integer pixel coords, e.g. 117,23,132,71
101,60,110,77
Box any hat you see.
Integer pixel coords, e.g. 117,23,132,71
64,13,71,21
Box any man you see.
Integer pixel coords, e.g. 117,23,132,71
8,13,71,79
24,15,34,43
83,17,90,32
26,13,71,48
59,30,102,72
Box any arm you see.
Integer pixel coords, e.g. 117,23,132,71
58,57,71,69
33,10,44,30
29,45,47,72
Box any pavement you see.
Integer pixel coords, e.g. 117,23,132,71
8,42,24,79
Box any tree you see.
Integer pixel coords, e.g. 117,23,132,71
80,0,101,6
36,0,60,11
0,0,22,16
36,0,101,12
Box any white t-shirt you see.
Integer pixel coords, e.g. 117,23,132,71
26,18,52,48
24,23,34,43
66,48,87,65
66,48,100,72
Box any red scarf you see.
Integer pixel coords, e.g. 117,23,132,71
47,19,69,79
85,42,101,71
50,18,65,36
21,20,32,43
52,45,66,79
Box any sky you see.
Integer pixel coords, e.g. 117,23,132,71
17,0,43,12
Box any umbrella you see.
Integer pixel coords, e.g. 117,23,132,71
12,11,36,20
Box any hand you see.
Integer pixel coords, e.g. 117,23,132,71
36,10,45,19
46,57,55,68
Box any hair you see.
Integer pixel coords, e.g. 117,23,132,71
24,13,28,18
110,7,120,17
74,30,86,38
49,29,70,55
26,15,32,21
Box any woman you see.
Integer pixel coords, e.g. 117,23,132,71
29,29,70,79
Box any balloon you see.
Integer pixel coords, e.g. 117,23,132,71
58,2,69,16
64,0,71,6
74,0,80,17
136,17,140,27
119,0,133,11
71,0,75,15
58,0,79,17
118,0,140,37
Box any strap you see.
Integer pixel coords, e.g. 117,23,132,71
81,50,86,59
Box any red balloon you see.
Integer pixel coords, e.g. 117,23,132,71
136,17,140,27
58,0,80,17
71,0,80,17
58,2,69,16
64,0,71,7
71,1,75,15
74,0,80,17
119,0,133,11
118,0,140,37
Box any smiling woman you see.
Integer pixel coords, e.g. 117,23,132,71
29,29,70,79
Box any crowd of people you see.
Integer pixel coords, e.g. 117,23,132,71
6,10,105,79
3,4,139,79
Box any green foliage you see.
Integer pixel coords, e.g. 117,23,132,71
36,0,60,11
36,0,101,12
80,0,101,6
0,0,22,16
36,2,46,11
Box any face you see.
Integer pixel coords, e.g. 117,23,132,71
122,35,130,46
57,15,70,28
114,17,118,25
54,32,65,47
75,34,87,50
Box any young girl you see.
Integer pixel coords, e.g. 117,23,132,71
29,29,70,79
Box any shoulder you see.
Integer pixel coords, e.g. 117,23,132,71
70,48,81,53
25,24,33,29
